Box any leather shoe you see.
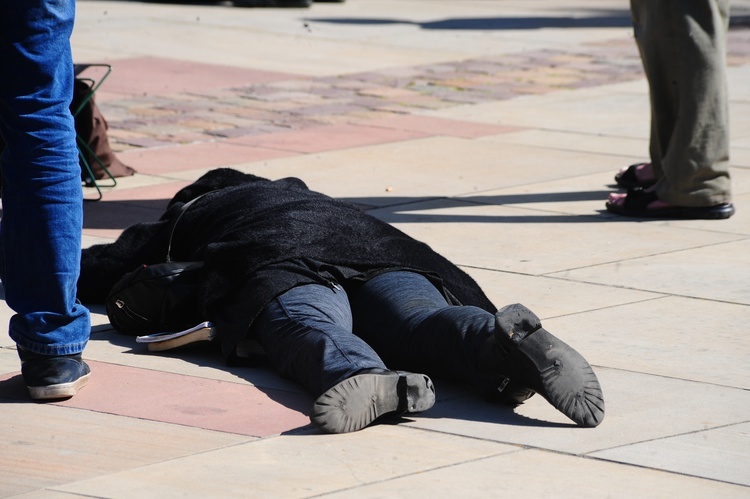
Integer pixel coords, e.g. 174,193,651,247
490,304,605,427
310,370,435,433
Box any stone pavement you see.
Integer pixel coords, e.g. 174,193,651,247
2,0,750,496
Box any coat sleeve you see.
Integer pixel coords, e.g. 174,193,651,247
77,219,171,303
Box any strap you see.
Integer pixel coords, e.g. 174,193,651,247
166,192,210,262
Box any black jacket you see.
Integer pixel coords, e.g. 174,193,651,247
78,168,495,358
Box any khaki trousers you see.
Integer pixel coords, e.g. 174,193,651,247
631,0,732,206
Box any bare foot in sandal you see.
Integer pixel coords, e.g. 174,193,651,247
607,190,669,210
614,162,657,189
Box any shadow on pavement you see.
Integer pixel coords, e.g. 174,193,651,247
306,13,633,30
81,190,616,231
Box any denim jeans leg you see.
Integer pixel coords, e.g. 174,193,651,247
0,0,91,355
350,271,497,389
251,283,387,396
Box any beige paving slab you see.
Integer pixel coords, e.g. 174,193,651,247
733,146,750,166
211,136,629,204
0,403,249,496
0,347,19,375
733,135,750,150
0,306,14,350
729,101,750,139
412,368,750,455
367,199,743,275
52,425,516,498
542,296,750,388
549,238,750,305
591,421,750,487
426,84,651,138
727,64,750,102
479,128,648,159
13,491,80,499
320,447,750,499
463,267,661,320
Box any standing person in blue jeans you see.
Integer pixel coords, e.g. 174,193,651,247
607,0,734,219
0,0,92,399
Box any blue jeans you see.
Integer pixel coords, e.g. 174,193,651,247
252,271,498,396
0,0,91,355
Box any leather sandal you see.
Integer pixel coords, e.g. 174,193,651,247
606,189,735,220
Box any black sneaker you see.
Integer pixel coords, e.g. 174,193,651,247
18,347,91,400
492,303,605,427
310,371,435,434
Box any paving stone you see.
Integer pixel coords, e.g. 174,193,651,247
591,422,750,486
0,360,312,438
52,426,517,498
0,402,248,496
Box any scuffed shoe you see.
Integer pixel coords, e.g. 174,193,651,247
493,304,605,427
310,371,435,434
18,347,91,400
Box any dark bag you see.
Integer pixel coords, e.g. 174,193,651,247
106,261,205,336
105,194,209,335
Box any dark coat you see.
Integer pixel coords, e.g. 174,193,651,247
78,168,496,359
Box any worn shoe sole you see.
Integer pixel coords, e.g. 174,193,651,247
28,371,91,400
517,328,604,427
310,372,435,434
495,304,605,427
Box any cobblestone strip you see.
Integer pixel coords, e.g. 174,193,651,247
105,31,750,152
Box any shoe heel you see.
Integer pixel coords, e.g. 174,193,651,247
399,373,436,413
495,303,542,346
311,371,435,434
